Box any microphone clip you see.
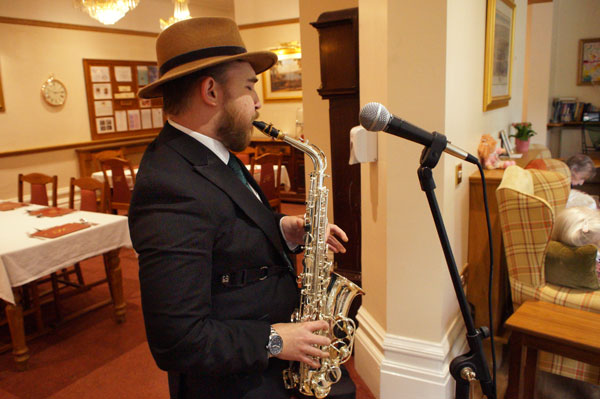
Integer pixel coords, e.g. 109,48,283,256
419,131,447,169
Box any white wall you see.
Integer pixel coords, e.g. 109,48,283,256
548,0,600,157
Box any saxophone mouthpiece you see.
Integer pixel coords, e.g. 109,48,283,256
253,120,283,139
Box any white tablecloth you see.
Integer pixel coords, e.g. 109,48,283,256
0,203,131,304
246,165,291,191
91,168,137,189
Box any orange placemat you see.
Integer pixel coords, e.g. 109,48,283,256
28,207,76,217
30,223,91,239
0,202,28,211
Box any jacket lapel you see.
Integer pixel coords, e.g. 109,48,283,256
159,124,289,260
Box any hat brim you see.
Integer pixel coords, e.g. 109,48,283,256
138,51,277,99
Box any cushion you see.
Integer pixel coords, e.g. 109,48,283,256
545,240,599,290
525,158,549,170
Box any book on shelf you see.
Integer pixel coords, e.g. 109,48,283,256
550,97,598,123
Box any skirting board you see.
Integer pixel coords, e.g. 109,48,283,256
355,307,468,398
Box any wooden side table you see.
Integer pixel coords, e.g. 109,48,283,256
504,301,600,399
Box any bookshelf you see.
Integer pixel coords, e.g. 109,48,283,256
547,121,600,157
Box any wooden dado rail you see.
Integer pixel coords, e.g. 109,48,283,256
0,135,157,159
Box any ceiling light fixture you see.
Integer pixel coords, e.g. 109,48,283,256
160,0,191,31
74,0,140,25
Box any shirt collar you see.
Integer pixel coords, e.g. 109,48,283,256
167,119,230,164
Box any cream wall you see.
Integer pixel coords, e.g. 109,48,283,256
357,0,529,397
234,0,298,25
0,22,157,200
0,0,233,33
548,0,600,157
239,23,303,139
0,1,302,202
523,2,553,148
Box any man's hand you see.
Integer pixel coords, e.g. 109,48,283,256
272,321,330,368
281,215,348,253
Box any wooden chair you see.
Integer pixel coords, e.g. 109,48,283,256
100,157,136,214
18,173,57,206
91,149,125,172
233,147,255,165
250,153,283,212
38,176,113,321
69,176,108,213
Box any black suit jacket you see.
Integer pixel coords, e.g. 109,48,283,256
129,123,298,399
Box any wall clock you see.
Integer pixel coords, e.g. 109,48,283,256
41,75,67,106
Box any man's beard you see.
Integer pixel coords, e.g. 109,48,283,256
216,102,258,152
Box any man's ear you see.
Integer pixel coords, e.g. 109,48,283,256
198,76,220,107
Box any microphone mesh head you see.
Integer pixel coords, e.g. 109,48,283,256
359,102,390,131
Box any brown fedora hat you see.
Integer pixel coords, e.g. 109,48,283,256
138,17,277,99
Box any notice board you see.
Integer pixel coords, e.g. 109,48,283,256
83,59,164,140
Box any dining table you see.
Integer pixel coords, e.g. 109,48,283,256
92,164,291,192
91,168,137,189
0,201,131,370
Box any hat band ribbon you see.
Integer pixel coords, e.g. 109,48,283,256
160,45,247,76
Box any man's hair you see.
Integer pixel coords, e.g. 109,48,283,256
161,63,232,116
567,153,597,180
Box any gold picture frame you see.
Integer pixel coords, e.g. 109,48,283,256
0,61,5,112
483,0,515,111
577,38,600,86
262,51,302,101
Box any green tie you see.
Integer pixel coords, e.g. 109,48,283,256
227,155,250,189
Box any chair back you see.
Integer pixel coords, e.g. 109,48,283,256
91,149,125,172
69,177,108,212
18,173,58,206
496,166,570,290
250,153,282,212
99,157,136,213
233,148,255,165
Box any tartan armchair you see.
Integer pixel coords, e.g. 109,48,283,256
496,165,600,384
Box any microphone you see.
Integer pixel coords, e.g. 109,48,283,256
359,102,478,164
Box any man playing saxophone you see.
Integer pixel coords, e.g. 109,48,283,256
128,17,348,399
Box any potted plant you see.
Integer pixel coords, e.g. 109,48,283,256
510,122,537,153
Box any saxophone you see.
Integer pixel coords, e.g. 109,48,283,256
253,121,365,398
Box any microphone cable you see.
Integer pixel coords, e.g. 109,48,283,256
475,159,497,396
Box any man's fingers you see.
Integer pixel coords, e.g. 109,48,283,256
304,346,330,359
305,320,329,332
329,224,348,242
299,355,321,368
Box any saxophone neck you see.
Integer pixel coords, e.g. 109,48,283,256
252,121,326,174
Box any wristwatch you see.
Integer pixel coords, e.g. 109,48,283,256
266,326,283,357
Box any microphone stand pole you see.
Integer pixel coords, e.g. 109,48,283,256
416,132,496,399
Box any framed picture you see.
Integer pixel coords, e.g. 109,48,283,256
577,38,600,85
0,62,4,112
483,0,515,111
262,51,302,101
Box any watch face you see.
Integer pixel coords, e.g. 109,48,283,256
268,333,283,355
42,78,67,106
